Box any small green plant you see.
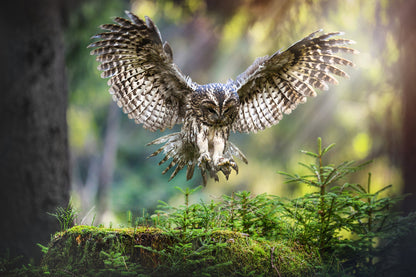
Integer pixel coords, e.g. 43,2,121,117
277,138,372,254
47,201,78,232
277,138,414,275
100,249,144,276
155,186,204,233
136,238,232,276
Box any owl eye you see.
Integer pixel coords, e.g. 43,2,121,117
223,105,236,115
201,103,218,115
223,107,231,114
207,107,217,114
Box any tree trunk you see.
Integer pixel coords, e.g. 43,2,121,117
397,0,416,274
399,0,416,214
0,0,70,263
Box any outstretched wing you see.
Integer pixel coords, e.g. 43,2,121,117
232,30,357,133
88,11,194,131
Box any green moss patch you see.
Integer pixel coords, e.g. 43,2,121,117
42,225,320,276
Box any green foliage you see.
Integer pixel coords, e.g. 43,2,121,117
0,250,49,277
99,248,145,276
142,138,415,275
135,238,233,276
276,138,413,274
154,187,283,240
47,202,78,232
3,139,415,276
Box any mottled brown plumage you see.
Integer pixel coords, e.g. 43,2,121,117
89,11,357,185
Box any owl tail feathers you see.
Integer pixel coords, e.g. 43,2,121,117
147,132,216,185
147,132,200,182
147,133,248,186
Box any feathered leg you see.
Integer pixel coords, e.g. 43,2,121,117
147,133,247,185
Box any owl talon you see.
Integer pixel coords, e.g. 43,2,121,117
220,165,231,180
229,160,239,174
213,172,219,182
217,157,238,178
198,153,212,167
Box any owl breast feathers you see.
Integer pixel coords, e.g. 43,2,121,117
89,11,357,185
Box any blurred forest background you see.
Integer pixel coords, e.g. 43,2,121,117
1,0,416,263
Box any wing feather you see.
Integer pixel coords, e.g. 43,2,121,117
232,30,356,133
89,11,194,131
259,89,277,125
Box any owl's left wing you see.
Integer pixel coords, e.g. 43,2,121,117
232,30,357,133
88,11,194,131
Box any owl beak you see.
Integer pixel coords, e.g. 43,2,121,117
215,114,224,124
210,113,225,126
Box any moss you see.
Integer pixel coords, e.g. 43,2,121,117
42,225,320,276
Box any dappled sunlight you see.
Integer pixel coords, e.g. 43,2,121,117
247,19,274,58
352,132,372,159
365,158,403,195
220,9,249,51
132,0,158,21
67,106,98,154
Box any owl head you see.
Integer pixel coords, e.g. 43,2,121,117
192,83,240,127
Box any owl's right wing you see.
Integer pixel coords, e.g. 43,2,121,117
88,11,194,131
232,30,357,133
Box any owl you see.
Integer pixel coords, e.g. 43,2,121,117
89,11,357,185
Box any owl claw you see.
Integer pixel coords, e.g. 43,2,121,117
198,154,239,182
219,165,231,180
198,153,218,184
198,152,211,166
217,157,239,179
230,161,239,174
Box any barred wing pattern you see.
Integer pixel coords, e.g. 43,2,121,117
88,11,193,131
232,30,357,133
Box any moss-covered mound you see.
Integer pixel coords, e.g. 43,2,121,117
42,225,320,276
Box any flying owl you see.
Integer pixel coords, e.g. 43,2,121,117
89,11,357,185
